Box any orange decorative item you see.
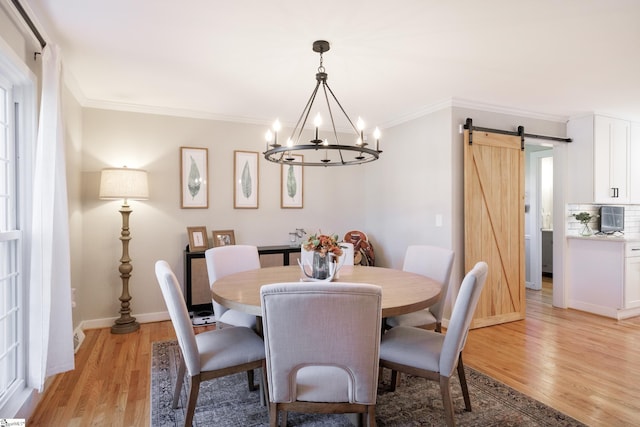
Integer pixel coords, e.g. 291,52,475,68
344,230,375,266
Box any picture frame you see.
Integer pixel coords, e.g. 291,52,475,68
180,147,209,209
212,229,236,247
281,154,303,208
187,226,208,252
233,150,259,209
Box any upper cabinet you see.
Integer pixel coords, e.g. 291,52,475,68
593,115,630,203
567,114,636,204
630,122,640,203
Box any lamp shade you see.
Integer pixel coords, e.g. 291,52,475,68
99,167,149,200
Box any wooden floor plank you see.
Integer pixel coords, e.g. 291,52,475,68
465,284,640,426
28,284,640,426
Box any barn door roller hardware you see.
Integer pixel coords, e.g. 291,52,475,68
464,117,572,150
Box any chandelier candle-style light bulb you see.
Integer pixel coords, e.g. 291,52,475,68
265,130,273,151
272,119,281,147
357,117,365,145
313,113,322,144
374,127,381,151
322,139,330,163
263,40,382,166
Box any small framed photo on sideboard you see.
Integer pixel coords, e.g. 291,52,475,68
187,226,208,252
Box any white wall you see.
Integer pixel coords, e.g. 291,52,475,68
78,108,368,325
364,108,453,269
62,83,83,327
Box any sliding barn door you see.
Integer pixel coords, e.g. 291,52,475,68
464,129,525,328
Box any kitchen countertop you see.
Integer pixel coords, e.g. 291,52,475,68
567,233,640,242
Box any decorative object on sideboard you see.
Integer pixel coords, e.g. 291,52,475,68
99,166,149,334
264,40,382,167
344,230,376,266
186,226,208,252
288,228,307,247
212,229,235,247
573,211,598,236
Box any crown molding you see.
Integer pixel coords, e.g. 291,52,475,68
451,97,569,123
64,85,571,130
379,97,569,130
379,98,454,129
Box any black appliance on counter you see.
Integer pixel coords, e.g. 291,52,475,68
599,206,624,234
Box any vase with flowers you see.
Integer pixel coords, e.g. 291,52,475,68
573,211,597,236
300,233,344,280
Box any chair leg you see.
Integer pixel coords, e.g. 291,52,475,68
269,402,278,427
435,321,442,333
247,369,257,391
366,404,377,427
457,354,472,412
390,369,400,391
172,356,186,409
439,375,456,427
184,374,201,427
260,363,269,407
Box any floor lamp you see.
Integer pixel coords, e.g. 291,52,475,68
99,167,149,334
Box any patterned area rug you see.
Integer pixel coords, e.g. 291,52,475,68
151,340,585,426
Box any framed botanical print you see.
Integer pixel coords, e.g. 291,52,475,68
212,229,236,247
234,150,259,209
281,154,303,208
187,226,208,252
180,147,208,209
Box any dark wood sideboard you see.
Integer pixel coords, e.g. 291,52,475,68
183,245,302,319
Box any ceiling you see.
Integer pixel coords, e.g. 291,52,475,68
20,0,640,129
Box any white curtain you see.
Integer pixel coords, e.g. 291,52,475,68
28,43,74,391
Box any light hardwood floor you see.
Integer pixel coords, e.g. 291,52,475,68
465,277,640,426
29,280,640,426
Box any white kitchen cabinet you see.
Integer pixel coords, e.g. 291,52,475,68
629,122,640,203
625,243,640,309
593,115,630,203
566,114,633,204
567,237,640,319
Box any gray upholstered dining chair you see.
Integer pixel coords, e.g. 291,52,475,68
260,282,382,427
205,245,260,330
379,261,488,427
385,245,455,332
154,260,266,427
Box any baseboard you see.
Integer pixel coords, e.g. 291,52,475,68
78,311,170,331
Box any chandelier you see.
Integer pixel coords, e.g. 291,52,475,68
263,40,382,167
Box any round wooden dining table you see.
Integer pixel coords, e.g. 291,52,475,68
211,265,442,318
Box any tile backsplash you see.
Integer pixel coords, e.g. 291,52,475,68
567,204,640,234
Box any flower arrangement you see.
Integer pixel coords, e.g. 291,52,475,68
303,232,344,257
573,211,598,236
573,212,597,224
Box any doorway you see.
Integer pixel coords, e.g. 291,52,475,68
525,144,553,301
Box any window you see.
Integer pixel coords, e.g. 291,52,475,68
0,43,35,416
0,69,22,409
